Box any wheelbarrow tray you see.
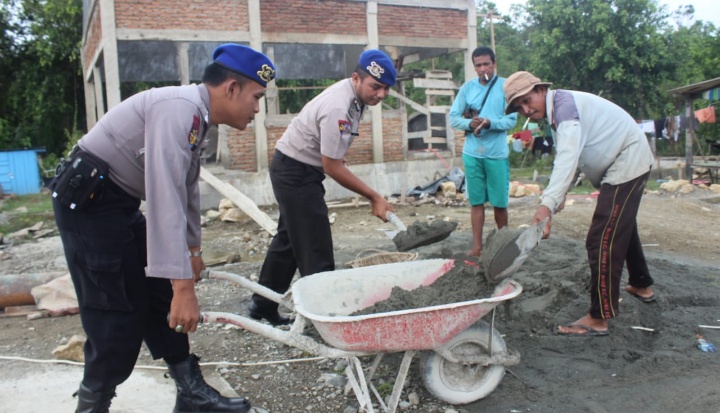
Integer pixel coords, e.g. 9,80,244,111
291,259,522,352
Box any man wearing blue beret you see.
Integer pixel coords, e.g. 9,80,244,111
52,43,273,413
249,49,396,325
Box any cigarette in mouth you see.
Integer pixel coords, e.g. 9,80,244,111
484,73,489,81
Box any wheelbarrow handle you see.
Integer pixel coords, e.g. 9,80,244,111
386,211,407,232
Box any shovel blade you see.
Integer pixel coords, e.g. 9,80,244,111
483,219,547,283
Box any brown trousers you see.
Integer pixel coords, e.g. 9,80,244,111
586,171,654,319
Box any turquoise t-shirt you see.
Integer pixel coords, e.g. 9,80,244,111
449,75,517,159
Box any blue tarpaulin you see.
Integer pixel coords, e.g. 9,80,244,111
703,87,720,100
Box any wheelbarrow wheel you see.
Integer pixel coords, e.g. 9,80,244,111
419,321,506,404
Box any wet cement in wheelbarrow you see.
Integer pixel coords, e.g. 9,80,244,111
393,219,459,252
351,259,495,316
352,228,522,316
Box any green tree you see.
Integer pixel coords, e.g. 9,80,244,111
523,0,676,118
669,20,719,87
1,0,84,155
476,2,533,79
0,0,22,148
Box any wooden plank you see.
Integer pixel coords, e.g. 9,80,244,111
388,89,428,115
408,131,430,139
423,137,448,144
200,167,277,235
425,70,453,79
428,105,451,113
424,89,456,96
413,78,457,89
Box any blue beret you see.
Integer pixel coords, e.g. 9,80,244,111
358,49,396,87
212,44,276,87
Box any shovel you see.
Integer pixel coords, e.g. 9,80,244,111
481,218,548,283
385,212,458,252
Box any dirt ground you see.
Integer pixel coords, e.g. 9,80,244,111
2,182,720,413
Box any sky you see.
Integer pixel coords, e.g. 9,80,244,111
489,0,720,27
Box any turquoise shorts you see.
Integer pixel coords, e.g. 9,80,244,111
462,154,509,207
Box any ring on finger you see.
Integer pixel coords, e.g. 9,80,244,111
175,325,183,333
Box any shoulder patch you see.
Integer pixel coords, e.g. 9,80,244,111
552,90,579,130
188,115,201,151
338,120,351,134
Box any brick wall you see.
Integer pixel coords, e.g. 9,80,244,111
382,112,404,163
261,0,366,35
83,4,102,70
378,4,466,38
223,110,405,172
226,128,257,171
114,0,249,30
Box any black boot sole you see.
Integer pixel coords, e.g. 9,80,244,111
248,307,292,326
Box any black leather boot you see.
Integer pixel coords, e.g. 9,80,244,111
73,382,116,413
248,302,292,326
167,354,251,413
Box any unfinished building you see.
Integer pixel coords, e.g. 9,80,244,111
80,0,477,206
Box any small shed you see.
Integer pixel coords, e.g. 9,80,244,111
0,148,45,195
667,77,720,179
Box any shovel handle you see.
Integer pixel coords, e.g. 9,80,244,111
386,212,407,232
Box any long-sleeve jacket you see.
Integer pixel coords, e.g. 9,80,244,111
79,84,210,280
450,76,517,159
541,90,654,213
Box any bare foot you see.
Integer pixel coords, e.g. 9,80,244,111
557,314,608,336
624,285,654,300
467,247,482,257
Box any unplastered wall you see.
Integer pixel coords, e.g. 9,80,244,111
221,109,405,172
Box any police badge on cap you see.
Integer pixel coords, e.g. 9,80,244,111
212,44,276,87
358,49,397,87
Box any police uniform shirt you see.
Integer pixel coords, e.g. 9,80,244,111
275,79,364,167
78,84,210,280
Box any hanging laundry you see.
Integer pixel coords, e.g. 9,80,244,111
666,116,677,141
638,120,655,134
695,107,716,124
653,118,667,139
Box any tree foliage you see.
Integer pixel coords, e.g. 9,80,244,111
522,0,677,118
0,0,718,158
0,0,84,155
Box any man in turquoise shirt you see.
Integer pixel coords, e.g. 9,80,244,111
450,46,517,256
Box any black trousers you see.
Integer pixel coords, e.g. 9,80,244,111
252,151,334,312
53,179,189,392
586,171,654,319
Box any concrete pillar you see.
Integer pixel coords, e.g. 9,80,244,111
265,46,279,115
92,66,106,119
84,75,98,131
465,0,478,83
248,0,269,171
366,1,383,164
684,97,695,179
100,0,121,108
177,42,190,85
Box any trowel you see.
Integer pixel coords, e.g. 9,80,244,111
385,212,458,252
481,219,548,283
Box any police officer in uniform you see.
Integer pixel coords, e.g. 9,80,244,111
248,49,397,325
52,44,275,413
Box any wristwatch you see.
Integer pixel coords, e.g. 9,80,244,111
189,248,202,258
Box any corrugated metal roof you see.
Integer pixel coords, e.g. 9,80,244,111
667,77,720,98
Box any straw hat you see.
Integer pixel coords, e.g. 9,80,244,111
503,71,552,114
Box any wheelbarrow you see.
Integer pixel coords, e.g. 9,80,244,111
199,258,522,413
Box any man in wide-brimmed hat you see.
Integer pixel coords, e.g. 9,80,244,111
504,71,657,337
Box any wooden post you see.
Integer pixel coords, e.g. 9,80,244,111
200,167,277,235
